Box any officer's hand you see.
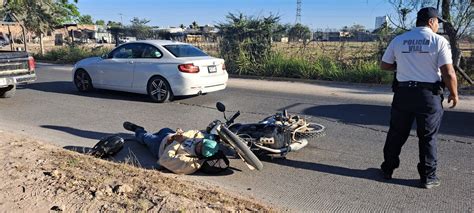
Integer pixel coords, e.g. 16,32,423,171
448,94,458,108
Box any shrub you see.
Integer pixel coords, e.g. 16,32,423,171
35,45,112,64
217,13,279,75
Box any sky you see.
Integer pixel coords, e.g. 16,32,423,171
76,0,400,30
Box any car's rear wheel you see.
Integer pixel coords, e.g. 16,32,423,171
0,85,16,98
74,69,93,92
147,76,173,103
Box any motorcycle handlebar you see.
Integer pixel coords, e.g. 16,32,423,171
226,111,240,126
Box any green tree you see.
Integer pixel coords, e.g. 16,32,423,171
349,24,366,32
95,19,105,26
78,14,93,25
1,0,80,53
106,21,124,46
191,21,199,29
272,23,290,42
388,0,473,83
288,23,311,42
374,22,394,60
106,20,122,28
129,17,152,40
217,13,280,75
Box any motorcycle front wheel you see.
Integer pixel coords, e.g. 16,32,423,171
218,126,263,171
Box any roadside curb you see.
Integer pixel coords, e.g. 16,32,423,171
34,62,473,95
229,74,474,96
229,74,391,88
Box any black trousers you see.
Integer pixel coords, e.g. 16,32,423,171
381,87,444,182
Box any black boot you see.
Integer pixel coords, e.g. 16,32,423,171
123,121,144,132
380,162,393,180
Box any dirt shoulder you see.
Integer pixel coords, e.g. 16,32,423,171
0,130,275,212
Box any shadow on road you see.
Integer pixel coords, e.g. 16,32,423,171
261,156,421,188
41,124,163,169
42,125,123,140
299,104,474,138
45,125,234,176
19,81,198,102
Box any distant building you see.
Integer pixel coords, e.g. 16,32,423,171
313,30,376,42
313,31,343,41
95,25,113,43
375,16,388,29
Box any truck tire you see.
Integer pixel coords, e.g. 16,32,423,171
0,85,16,98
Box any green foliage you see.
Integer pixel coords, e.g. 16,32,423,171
217,12,390,84
78,14,93,25
288,23,311,42
191,21,199,29
1,0,80,34
53,0,80,24
35,45,112,64
129,17,152,39
374,22,395,60
217,12,280,75
272,23,291,42
107,21,122,28
258,52,390,84
95,19,105,26
350,24,366,33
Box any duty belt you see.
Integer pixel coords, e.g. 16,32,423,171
398,81,437,90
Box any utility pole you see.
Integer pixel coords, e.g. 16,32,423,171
296,0,302,24
118,13,123,25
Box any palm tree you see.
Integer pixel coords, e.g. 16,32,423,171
192,21,198,29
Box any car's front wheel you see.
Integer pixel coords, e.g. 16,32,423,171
147,76,173,103
74,69,93,92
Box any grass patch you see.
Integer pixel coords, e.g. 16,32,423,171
236,51,391,84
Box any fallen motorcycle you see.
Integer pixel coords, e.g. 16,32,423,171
210,102,325,157
204,105,264,171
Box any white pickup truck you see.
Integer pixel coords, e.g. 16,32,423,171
0,51,36,98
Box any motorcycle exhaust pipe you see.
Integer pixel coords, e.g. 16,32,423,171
289,139,308,151
253,139,308,153
253,143,288,153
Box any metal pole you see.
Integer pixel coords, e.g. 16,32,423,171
7,24,13,51
21,24,26,51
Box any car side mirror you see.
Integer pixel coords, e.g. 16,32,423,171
216,102,226,112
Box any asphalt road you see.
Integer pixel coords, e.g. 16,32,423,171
1,63,472,212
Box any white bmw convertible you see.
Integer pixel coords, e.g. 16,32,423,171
72,40,228,102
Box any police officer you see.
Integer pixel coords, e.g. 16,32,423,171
379,7,459,189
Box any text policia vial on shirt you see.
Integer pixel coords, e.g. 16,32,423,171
402,39,431,52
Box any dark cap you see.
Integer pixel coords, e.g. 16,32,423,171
417,7,446,23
